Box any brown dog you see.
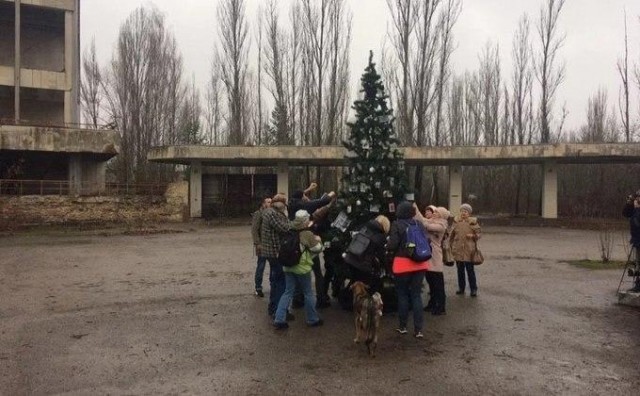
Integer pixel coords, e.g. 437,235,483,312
350,281,383,357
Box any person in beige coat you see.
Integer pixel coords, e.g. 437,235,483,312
450,203,481,297
415,205,450,314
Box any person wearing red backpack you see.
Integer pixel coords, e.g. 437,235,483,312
387,201,429,339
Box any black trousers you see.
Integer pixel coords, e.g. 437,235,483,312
425,271,446,313
323,259,336,298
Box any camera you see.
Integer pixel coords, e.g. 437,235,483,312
627,190,640,203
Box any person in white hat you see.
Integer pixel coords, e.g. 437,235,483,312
273,210,325,329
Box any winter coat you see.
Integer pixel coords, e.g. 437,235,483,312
415,214,447,273
450,215,481,263
251,208,265,246
287,195,333,220
623,202,640,248
284,224,323,275
388,202,429,275
260,202,291,258
344,220,388,274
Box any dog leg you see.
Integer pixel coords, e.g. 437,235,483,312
354,317,360,343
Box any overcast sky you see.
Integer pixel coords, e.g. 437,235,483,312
82,0,640,132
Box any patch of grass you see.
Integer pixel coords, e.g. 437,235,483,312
564,260,627,270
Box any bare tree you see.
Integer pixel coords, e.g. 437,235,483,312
511,14,535,214
105,6,185,183
263,0,292,145
286,3,303,144
178,77,203,144
580,88,618,143
617,9,631,142
512,15,535,145
299,0,351,146
80,38,103,129
205,63,224,145
216,0,250,146
255,5,265,145
432,0,461,147
324,0,352,145
535,0,566,143
448,71,482,146
478,42,502,145
301,0,328,145
386,0,418,145
429,0,460,203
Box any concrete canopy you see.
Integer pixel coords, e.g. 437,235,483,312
1,125,119,160
148,143,640,167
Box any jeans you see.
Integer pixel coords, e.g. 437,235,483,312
294,256,328,305
456,261,477,292
396,271,425,332
254,256,267,292
267,258,285,316
274,272,320,325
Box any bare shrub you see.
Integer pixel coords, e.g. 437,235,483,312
598,228,614,262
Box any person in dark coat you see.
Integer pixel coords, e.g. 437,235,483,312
623,192,640,292
260,194,293,317
287,188,335,221
251,197,272,297
343,215,390,291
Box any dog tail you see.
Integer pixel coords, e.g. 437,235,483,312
364,299,377,344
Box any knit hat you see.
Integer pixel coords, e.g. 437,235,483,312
436,206,451,219
293,210,311,229
426,205,437,214
460,203,473,214
396,201,416,220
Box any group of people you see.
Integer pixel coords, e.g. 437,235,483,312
250,185,483,337
251,184,336,329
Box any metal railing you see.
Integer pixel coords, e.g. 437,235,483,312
0,179,167,197
0,118,117,131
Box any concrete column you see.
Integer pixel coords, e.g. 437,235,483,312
68,154,82,195
14,0,20,122
542,160,558,219
277,162,289,197
189,161,202,218
449,163,462,215
64,10,74,124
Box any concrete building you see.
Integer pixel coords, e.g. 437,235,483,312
148,143,640,219
0,0,118,195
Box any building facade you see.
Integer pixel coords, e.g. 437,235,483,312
0,0,118,195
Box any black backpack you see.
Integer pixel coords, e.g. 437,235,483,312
278,229,304,267
346,226,375,258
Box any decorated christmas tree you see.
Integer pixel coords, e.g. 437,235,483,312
338,51,409,228
321,52,409,311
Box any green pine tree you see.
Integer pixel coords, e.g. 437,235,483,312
339,51,409,229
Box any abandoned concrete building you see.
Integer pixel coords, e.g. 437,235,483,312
0,0,118,195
